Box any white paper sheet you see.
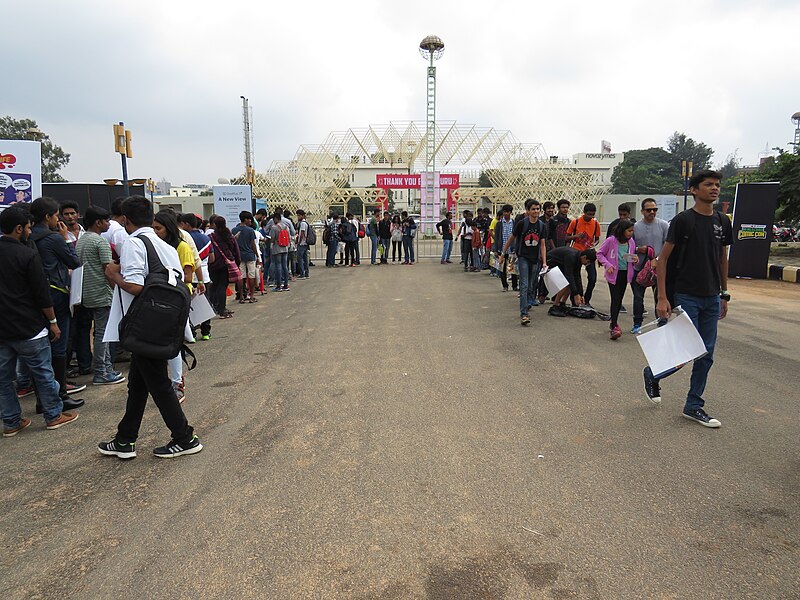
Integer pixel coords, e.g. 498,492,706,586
636,309,708,378
69,267,83,316
189,293,216,327
543,266,569,296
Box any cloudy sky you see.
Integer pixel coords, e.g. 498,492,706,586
8,0,799,185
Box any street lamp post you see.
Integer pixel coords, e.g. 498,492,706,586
419,35,445,233
113,122,133,196
681,159,693,211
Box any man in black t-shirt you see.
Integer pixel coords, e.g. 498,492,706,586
644,170,733,428
548,199,571,250
436,212,454,264
500,200,547,325
606,203,635,238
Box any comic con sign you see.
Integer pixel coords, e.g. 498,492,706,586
0,140,42,207
728,182,779,279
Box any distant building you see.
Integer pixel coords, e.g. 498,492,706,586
571,153,625,188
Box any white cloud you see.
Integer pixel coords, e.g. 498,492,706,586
6,0,799,184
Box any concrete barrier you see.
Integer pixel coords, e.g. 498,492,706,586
766,264,800,283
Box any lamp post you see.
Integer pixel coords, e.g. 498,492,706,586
147,178,156,204
113,122,133,196
419,35,444,230
681,159,693,211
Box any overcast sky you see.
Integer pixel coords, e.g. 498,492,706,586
7,0,799,185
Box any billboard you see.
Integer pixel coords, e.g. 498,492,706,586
213,185,252,226
0,140,42,208
728,182,779,279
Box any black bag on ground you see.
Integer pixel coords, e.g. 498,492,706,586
119,235,192,361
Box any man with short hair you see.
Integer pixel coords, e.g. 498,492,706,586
545,247,594,316
295,210,310,279
493,204,518,292
378,211,391,264
606,203,635,238
264,211,291,290
566,203,600,306
74,206,125,386
501,200,547,325
102,198,128,258
548,199,571,250
325,214,341,267
59,200,84,247
232,211,260,302
644,171,732,428
29,197,86,407
99,196,202,458
631,198,669,334
341,212,358,267
436,211,454,264
0,207,79,436
368,209,380,265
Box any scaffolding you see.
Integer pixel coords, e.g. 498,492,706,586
231,121,603,220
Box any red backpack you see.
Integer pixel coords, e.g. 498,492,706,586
277,227,290,247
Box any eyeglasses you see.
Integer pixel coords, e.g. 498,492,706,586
643,208,658,213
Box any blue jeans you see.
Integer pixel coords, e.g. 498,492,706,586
369,235,379,263
517,256,541,316
0,336,63,427
379,237,390,262
274,252,289,288
402,236,415,263
441,239,453,262
50,290,71,358
326,242,338,266
297,245,309,277
673,293,720,412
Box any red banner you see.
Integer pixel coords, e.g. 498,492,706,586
376,173,460,189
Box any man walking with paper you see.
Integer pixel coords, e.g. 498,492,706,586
643,170,732,428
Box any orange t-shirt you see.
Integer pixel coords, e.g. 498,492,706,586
566,217,600,251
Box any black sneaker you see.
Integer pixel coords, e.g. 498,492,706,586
682,408,721,428
620,305,628,313
643,367,661,405
548,304,568,318
98,439,137,459
153,435,203,458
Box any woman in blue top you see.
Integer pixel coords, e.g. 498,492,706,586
597,219,638,340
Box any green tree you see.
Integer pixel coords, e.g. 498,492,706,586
610,147,681,194
667,131,714,171
0,116,71,182
718,152,740,205
748,152,800,221
478,170,494,187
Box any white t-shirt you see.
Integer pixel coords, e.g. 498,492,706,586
103,227,193,344
103,219,129,256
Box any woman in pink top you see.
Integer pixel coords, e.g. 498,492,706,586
597,219,638,340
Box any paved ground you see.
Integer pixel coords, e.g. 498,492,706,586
2,260,799,599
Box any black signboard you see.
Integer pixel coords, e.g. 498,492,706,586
728,182,779,279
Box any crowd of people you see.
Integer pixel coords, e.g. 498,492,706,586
0,169,731,448
0,197,321,455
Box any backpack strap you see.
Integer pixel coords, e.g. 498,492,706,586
136,234,169,276
181,344,197,371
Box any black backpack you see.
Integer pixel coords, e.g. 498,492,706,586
118,235,193,363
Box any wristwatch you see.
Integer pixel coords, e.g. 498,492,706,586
720,290,731,302
49,318,58,324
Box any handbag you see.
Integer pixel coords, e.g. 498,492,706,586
635,247,657,288
211,235,242,283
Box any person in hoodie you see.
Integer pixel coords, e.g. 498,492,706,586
29,197,85,411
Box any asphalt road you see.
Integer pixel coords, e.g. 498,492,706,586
1,260,798,599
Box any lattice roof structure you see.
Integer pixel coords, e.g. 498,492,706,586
232,121,603,219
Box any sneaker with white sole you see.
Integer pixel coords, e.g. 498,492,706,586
153,435,203,458
93,373,126,386
98,439,137,459
682,408,721,428
643,367,661,405
3,417,32,437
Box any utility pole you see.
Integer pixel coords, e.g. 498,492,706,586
241,96,254,183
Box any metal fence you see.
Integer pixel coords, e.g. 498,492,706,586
304,224,449,263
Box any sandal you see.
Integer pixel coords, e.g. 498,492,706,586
521,315,531,326
248,297,258,303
